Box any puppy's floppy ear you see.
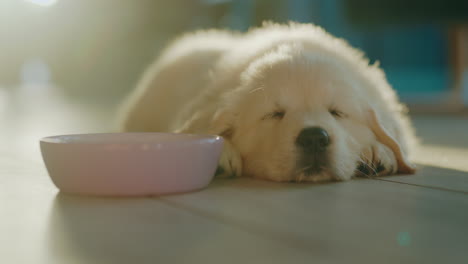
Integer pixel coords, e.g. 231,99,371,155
367,109,416,174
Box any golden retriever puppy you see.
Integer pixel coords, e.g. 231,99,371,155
119,22,416,182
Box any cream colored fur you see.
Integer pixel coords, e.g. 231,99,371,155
119,22,416,182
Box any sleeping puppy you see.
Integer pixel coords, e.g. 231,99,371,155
119,22,417,182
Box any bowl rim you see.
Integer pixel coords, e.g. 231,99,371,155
40,132,223,146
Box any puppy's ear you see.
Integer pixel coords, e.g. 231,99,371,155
367,109,416,174
210,108,235,138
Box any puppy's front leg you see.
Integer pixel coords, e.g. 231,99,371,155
176,110,242,178
215,140,242,178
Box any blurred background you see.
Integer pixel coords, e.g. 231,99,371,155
1,0,468,157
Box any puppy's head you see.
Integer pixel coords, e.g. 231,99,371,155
211,45,415,182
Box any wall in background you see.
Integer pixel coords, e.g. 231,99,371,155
0,0,463,106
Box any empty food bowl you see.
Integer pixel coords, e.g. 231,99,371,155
40,133,223,196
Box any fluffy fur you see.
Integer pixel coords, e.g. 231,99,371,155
119,22,416,182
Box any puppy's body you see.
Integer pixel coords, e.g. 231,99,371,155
120,22,416,182
120,30,237,133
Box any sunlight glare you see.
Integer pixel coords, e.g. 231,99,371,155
414,144,468,172
24,0,58,7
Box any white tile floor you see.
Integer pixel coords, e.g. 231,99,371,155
1,88,468,263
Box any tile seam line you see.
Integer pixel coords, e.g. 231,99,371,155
158,197,318,255
370,178,468,195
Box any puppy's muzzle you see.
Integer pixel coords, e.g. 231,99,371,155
296,127,330,154
295,127,330,175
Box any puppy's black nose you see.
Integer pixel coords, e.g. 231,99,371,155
296,127,330,153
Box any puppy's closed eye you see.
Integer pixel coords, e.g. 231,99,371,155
329,108,345,118
262,110,285,120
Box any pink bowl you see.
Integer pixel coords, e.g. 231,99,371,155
40,133,223,196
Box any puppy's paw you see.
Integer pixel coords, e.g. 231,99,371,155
372,143,397,176
215,140,242,178
358,143,397,177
